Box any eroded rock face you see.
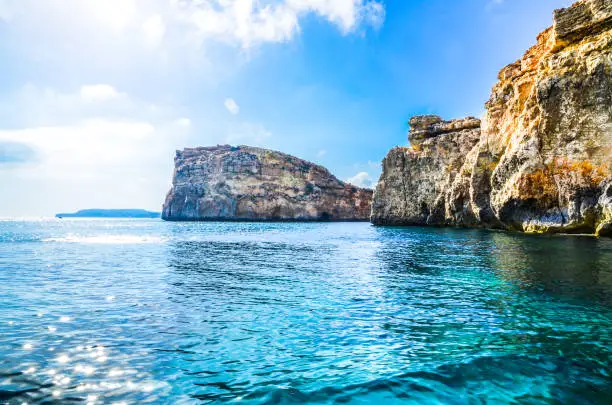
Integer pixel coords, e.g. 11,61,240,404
162,145,373,221
373,0,612,236
371,117,482,226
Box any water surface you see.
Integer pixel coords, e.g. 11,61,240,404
1,219,611,404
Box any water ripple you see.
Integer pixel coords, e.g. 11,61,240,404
0,220,611,404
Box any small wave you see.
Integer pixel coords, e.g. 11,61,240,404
234,355,611,404
42,235,166,244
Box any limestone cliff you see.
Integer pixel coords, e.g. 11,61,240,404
371,116,482,226
373,0,612,236
162,145,373,221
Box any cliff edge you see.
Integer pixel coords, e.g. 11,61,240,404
372,0,612,236
162,145,373,221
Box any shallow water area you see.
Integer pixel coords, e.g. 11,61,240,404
1,219,611,404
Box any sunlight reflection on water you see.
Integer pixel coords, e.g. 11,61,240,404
0,220,611,404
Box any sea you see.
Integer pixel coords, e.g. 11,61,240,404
0,219,611,404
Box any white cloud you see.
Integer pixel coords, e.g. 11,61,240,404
79,85,123,103
289,0,385,32
0,0,385,215
174,0,384,48
347,171,375,188
0,1,11,21
0,116,188,178
0,84,194,215
317,149,327,157
142,14,166,48
224,98,240,115
0,0,384,57
0,84,182,128
174,117,191,128
0,85,192,155
0,118,191,215
0,120,155,174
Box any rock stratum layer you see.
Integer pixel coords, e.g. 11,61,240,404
162,145,373,221
373,0,612,236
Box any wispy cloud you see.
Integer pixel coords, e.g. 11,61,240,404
79,84,124,103
0,0,386,215
0,0,385,55
224,98,240,115
174,118,191,129
0,141,38,165
346,171,375,189
141,14,166,48
175,0,386,48
0,84,192,215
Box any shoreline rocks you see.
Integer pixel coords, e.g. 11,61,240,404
372,0,612,236
162,145,373,222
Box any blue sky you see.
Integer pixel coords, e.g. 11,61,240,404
0,0,574,216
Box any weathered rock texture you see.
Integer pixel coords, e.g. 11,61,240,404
162,145,373,221
372,116,482,226
373,0,612,236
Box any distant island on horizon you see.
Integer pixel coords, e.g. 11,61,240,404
56,209,161,218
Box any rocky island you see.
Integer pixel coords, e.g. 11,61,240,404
56,209,160,218
373,0,612,236
162,145,372,221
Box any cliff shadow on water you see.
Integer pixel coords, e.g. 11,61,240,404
372,226,612,306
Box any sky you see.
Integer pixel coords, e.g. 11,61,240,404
0,0,575,217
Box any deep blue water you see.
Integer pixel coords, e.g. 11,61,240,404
0,219,611,405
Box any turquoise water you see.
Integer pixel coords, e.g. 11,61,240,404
1,219,611,404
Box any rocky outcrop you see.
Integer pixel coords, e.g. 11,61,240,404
371,116,482,226
373,0,612,236
408,115,481,149
162,145,373,221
